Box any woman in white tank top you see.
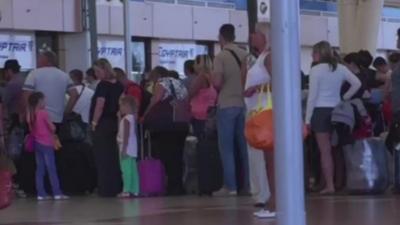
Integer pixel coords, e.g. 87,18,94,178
243,22,275,219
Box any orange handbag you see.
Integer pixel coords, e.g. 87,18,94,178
245,86,308,152
245,86,274,151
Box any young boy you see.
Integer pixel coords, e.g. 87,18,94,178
117,96,140,198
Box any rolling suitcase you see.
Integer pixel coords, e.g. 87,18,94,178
0,153,15,209
394,148,400,192
138,128,166,196
197,136,223,195
385,120,400,192
344,138,389,194
0,170,13,210
56,142,96,195
18,151,37,195
183,136,198,195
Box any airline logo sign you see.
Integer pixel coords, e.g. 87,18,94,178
158,43,208,77
0,33,35,69
258,0,270,22
97,39,125,69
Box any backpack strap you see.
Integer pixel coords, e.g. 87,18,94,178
225,49,242,69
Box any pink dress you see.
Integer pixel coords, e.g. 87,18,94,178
31,109,54,147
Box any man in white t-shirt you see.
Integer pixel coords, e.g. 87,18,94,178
23,51,79,124
69,69,94,124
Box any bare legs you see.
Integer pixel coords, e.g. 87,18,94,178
264,151,276,211
315,132,335,194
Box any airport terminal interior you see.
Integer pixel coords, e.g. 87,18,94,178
2,0,400,225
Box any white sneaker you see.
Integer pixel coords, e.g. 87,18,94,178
54,195,70,200
253,209,276,219
37,196,52,201
213,188,237,197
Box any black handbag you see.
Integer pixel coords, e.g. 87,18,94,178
59,86,87,142
59,113,86,142
144,96,174,131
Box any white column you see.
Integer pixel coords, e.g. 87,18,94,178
338,0,358,54
270,1,306,225
123,0,133,79
338,0,383,54
355,0,384,54
88,0,98,63
58,0,93,72
59,33,91,72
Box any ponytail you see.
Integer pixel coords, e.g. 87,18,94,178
27,92,45,129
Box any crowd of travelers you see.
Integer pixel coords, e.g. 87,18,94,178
1,23,400,221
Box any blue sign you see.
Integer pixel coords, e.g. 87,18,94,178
144,0,247,10
0,41,34,52
98,47,123,56
300,0,400,18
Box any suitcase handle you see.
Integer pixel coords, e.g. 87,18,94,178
140,124,152,159
140,124,145,159
144,131,153,158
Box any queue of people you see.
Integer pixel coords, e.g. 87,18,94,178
0,22,400,222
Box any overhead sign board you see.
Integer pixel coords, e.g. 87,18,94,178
158,42,208,77
257,0,270,22
0,33,36,70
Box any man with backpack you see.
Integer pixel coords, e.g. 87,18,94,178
211,24,249,196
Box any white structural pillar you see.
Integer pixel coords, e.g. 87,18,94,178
88,0,98,63
338,0,384,54
270,1,306,225
338,0,358,54
355,0,384,54
123,0,133,79
58,0,95,72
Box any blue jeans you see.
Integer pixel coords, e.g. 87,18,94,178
217,107,249,191
35,142,63,197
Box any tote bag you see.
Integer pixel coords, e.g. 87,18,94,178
245,86,308,151
245,86,274,151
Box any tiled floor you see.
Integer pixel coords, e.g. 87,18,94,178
1,195,400,225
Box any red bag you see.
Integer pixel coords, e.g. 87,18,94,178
0,170,13,210
125,81,143,110
353,117,373,140
383,99,393,125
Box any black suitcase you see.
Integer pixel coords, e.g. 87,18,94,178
18,151,37,195
394,149,400,192
385,120,400,192
183,136,199,195
56,142,97,195
197,137,223,195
